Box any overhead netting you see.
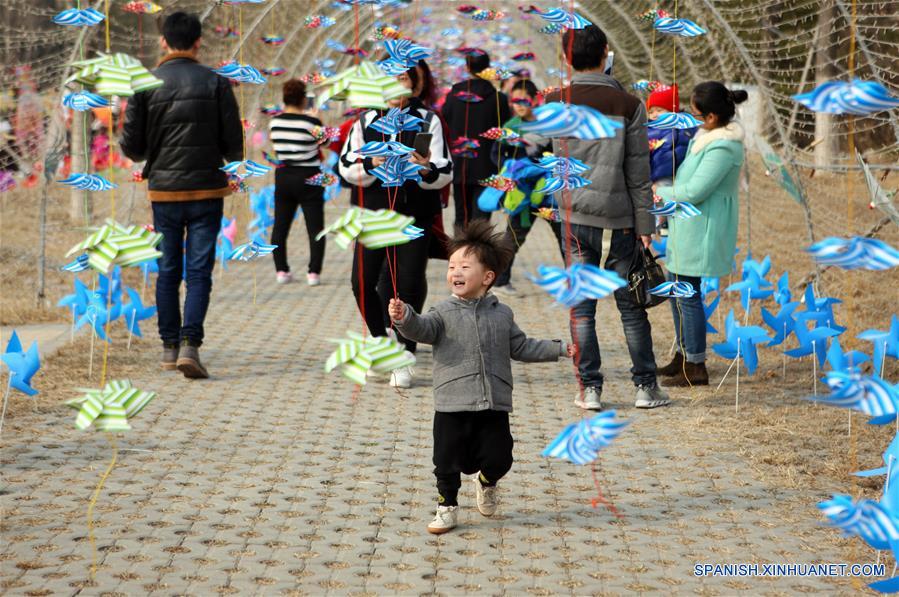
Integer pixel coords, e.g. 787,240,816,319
0,0,897,339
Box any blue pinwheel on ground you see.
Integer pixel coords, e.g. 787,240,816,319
774,271,791,306
712,310,772,376
800,283,845,333
704,294,720,334
785,311,841,368
761,301,800,347
542,411,628,465
725,253,774,312
121,288,156,339
76,294,122,342
859,315,899,377
58,278,91,319
1,331,41,397
825,337,869,373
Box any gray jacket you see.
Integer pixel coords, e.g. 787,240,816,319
544,73,655,235
395,294,567,413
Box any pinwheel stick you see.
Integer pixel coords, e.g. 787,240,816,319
87,435,118,581
812,341,817,396
70,307,76,345
714,339,742,413
88,314,97,380
127,312,135,350
0,378,12,438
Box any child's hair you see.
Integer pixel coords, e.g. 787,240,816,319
692,82,748,126
466,52,491,76
447,220,514,285
282,79,307,107
511,79,538,98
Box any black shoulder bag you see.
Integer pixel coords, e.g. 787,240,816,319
627,242,668,309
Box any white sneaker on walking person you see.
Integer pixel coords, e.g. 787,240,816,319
389,363,414,388
635,384,671,409
573,386,602,410
474,476,498,516
427,505,458,534
276,271,292,284
306,273,320,286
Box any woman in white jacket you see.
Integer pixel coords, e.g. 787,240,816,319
339,65,453,387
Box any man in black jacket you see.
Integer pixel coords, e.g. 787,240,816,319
441,51,510,229
121,11,242,379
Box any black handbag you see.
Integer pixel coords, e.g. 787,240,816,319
627,243,668,308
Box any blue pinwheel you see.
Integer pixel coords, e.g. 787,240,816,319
534,155,592,176
121,288,156,339
807,236,899,270
761,301,799,347
704,294,720,334
248,186,275,242
801,284,845,333
817,370,899,425
725,254,773,312
371,155,423,187
855,434,899,515
58,173,117,191
774,271,791,306
213,61,267,85
785,311,841,367
368,107,425,135
650,280,696,298
701,276,719,296
794,80,899,115
712,309,772,375
222,160,271,182
377,39,433,75
825,337,870,373
96,268,123,306
649,201,701,219
653,17,707,37
53,7,105,26
355,141,414,157
229,241,278,261
859,315,899,377
646,112,704,129
62,91,109,111
542,411,628,465
58,278,91,317
528,264,626,308
522,6,592,30
520,102,623,140
1,331,41,396
76,294,121,342
652,236,667,260
541,175,591,194
61,254,90,273
819,494,899,552
140,259,158,283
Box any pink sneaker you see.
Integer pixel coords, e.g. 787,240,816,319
307,273,321,286
276,271,293,284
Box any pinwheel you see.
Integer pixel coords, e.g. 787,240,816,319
479,174,516,193
371,155,424,187
753,137,805,204
825,337,870,373
475,68,513,81
724,254,774,312
368,107,424,135
216,217,236,270
701,276,719,296
534,207,560,222
632,80,666,93
512,52,535,62
214,26,239,38
856,434,899,527
785,311,841,367
773,272,791,306
260,35,285,46
652,237,668,260
96,269,124,307
816,372,899,424
228,241,278,261
649,280,696,298
521,5,592,30
454,91,484,103
648,138,665,152
451,137,480,158
859,315,899,377
712,309,772,376
317,208,422,250
541,175,591,195
304,15,336,29
761,302,799,347
807,236,899,271
316,61,410,109
58,278,91,318
262,151,283,168
121,288,156,340
534,155,591,176
306,172,338,187
649,201,701,219
704,294,720,334
637,8,670,21
528,264,626,308
372,24,403,41
66,220,162,273
520,102,623,140
480,127,528,146
260,103,284,116
543,411,628,465
221,160,272,181
325,39,369,58
793,80,899,116
819,495,899,555
76,294,122,342
801,284,844,333
62,91,109,111
857,150,899,225
213,61,266,85
261,67,286,77
68,52,163,96
58,173,117,192
122,2,162,13
355,141,414,157
653,17,707,37
53,7,105,26
248,185,275,242
61,254,90,273
377,39,433,75
325,331,416,385
66,380,156,432
646,112,704,129
1,331,40,396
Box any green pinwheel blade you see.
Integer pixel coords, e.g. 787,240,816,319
325,337,362,372
69,52,163,97
316,62,410,109
75,393,105,430
318,208,363,250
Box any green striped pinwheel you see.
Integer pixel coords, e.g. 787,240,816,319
325,331,415,385
68,52,163,97
66,219,162,273
316,207,423,250
315,61,410,109
66,380,157,432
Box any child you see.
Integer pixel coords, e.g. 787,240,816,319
646,84,695,235
388,221,574,534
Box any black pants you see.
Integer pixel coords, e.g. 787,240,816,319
271,167,325,274
495,213,564,287
433,410,513,506
452,183,490,229
351,228,430,353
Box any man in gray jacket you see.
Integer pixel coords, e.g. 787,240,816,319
545,25,669,411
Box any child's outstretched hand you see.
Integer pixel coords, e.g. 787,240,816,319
388,298,406,322
566,344,577,358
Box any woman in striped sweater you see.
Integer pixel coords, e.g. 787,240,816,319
269,79,329,286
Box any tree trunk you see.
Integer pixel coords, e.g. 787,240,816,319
813,0,838,167
69,112,90,223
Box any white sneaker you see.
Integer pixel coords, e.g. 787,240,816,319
276,271,292,284
635,384,671,409
573,386,602,410
427,505,458,534
306,273,320,286
475,477,497,517
389,364,414,388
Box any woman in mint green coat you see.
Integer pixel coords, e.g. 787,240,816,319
655,82,748,387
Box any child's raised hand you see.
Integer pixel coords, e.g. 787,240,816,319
566,343,577,358
388,298,406,322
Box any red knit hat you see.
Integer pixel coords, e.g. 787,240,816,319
646,84,679,112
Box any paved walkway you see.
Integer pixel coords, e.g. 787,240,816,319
1,205,860,595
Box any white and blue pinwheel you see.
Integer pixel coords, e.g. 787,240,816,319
649,201,701,219
529,7,592,31
807,236,899,271
534,156,592,176
528,264,626,308
229,241,278,261
62,91,109,111
53,7,105,26
355,141,414,157
377,39,433,75
519,102,623,140
793,80,899,116
221,160,271,181
61,254,90,273
368,107,425,136
371,155,423,187
58,173,118,192
653,17,706,37
711,309,772,375
814,371,898,424
541,175,591,195
646,112,704,130
213,61,266,85
649,280,696,298
543,411,628,465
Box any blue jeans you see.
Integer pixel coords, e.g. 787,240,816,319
566,225,657,388
152,199,223,346
667,273,706,363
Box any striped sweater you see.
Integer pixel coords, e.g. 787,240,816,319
269,113,322,168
